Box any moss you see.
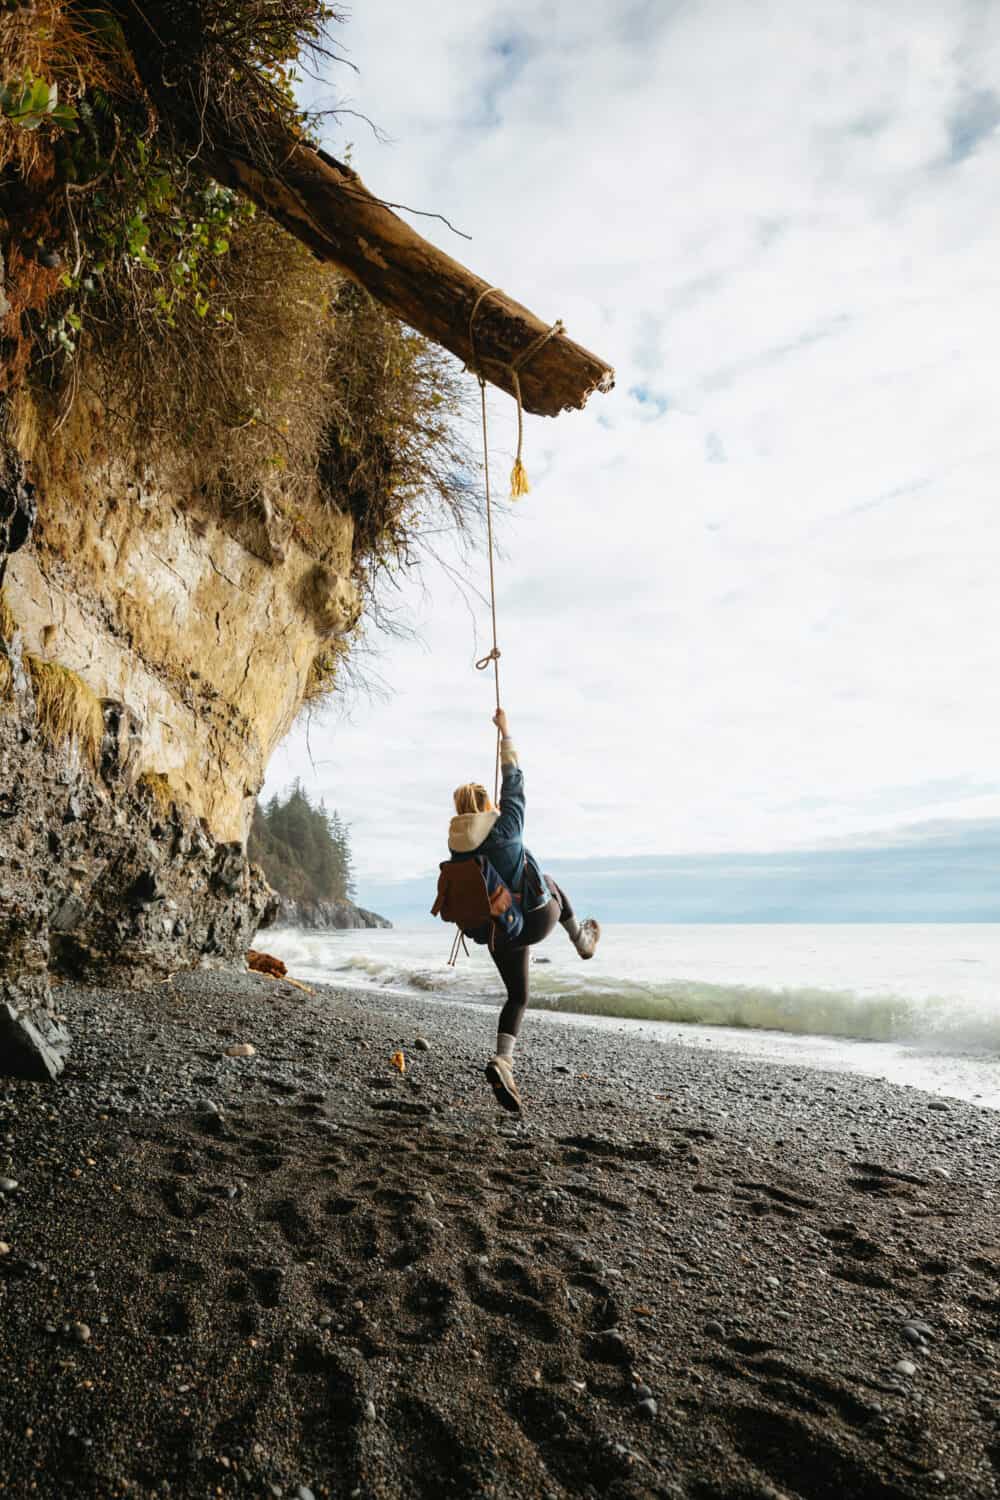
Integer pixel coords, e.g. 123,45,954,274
302,639,350,706
0,593,16,705
0,592,16,644
26,656,104,770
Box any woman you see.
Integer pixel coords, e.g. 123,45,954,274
448,707,600,1113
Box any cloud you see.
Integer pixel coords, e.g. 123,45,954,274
946,88,1000,164
269,2,1000,886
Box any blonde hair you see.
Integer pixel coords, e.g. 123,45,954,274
453,782,495,815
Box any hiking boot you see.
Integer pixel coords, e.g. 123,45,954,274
575,918,601,960
485,1055,522,1113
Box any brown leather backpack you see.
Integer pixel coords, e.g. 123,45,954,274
431,855,522,944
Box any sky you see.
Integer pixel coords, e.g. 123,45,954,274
264,0,1000,902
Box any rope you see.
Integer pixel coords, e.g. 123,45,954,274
474,372,503,803
508,319,565,496
465,290,567,804
447,927,469,967
442,294,568,965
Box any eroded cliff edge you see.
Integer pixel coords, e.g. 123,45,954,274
1,386,363,1072
0,268,458,1080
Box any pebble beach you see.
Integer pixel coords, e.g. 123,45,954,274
1,967,999,1499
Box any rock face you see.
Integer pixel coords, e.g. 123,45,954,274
266,897,391,931
5,394,360,842
0,666,274,1075
0,385,364,1078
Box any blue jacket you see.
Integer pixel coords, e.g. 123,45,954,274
446,742,548,911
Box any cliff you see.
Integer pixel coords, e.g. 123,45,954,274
0,376,360,1067
0,247,443,1077
267,898,391,931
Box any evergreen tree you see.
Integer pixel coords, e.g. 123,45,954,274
247,786,356,906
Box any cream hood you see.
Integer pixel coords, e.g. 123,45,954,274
448,811,498,853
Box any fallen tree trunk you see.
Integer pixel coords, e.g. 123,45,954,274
104,4,613,418
199,135,614,418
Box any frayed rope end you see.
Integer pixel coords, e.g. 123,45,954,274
509,459,530,499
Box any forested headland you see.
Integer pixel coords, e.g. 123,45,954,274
249,783,354,905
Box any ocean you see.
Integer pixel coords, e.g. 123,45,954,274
260,923,1000,1108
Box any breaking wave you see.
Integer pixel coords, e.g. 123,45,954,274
272,941,1000,1053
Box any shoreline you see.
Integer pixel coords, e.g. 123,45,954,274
1,967,999,1498
260,924,1000,1112
271,978,1000,1114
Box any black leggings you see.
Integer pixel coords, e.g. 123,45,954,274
491,875,575,1038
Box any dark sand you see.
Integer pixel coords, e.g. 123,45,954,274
1,968,999,1500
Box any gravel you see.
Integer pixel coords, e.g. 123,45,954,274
0,966,997,1500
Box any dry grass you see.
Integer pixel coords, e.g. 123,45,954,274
0,592,16,644
0,593,15,704
138,770,174,816
302,636,351,706
26,656,104,769
318,284,478,584
81,216,341,516
71,237,476,602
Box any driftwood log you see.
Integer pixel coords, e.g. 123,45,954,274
199,138,614,418
106,5,614,418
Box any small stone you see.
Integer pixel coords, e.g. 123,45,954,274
294,1487,315,1500
765,1276,780,1289
0,1178,18,1193
195,1099,220,1115
895,1359,917,1376
0,1242,10,1256
72,1322,92,1344
902,1325,925,1345
632,1382,653,1400
414,1038,431,1052
704,1321,726,1339
225,1044,256,1058
635,1397,658,1420
591,1329,631,1363
364,1400,377,1422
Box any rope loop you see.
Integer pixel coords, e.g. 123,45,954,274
475,645,502,672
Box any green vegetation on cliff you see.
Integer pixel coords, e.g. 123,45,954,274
1,0,478,708
248,783,355,907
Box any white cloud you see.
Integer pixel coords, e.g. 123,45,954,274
268,0,1000,888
